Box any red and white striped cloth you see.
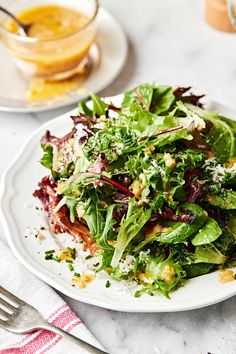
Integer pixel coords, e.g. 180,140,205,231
0,240,103,353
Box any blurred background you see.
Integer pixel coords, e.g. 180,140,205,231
99,0,236,108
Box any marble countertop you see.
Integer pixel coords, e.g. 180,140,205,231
1,0,236,353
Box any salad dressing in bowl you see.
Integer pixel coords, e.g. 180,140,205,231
6,5,89,40
1,2,98,101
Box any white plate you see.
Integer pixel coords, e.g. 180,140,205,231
0,8,127,113
1,95,236,313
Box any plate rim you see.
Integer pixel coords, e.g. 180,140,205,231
1,95,236,312
0,7,128,113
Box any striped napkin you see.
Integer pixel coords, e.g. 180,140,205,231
0,240,103,353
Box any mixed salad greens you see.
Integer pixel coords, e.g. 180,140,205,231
34,83,236,297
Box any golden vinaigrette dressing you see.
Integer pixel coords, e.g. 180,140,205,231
6,5,94,100
7,5,89,40
27,70,90,101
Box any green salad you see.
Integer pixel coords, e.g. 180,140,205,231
34,83,236,297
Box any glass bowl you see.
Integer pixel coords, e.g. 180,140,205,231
0,0,99,80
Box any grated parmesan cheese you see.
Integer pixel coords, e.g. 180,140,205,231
151,160,165,175
139,250,150,263
118,255,136,274
113,142,124,155
203,157,236,183
54,139,74,173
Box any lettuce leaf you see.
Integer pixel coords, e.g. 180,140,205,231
206,190,236,209
40,144,53,170
188,105,236,163
78,99,93,116
194,245,227,264
184,263,214,278
151,86,175,114
111,199,152,267
83,198,115,251
121,83,175,114
144,254,186,297
91,93,107,116
157,203,207,244
192,218,222,246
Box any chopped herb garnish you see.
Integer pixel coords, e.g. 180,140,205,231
105,280,111,288
134,290,141,298
68,263,74,272
93,262,100,267
74,272,81,277
45,249,55,254
45,254,53,260
66,260,73,264
45,252,60,262
85,255,92,260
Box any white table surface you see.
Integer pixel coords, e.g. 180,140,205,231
1,0,236,353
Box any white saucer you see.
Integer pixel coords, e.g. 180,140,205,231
0,8,127,113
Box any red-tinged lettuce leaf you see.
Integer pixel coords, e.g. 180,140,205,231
88,153,108,174
33,176,59,211
33,176,97,255
107,104,121,112
174,87,204,107
184,170,205,203
186,122,212,151
41,128,77,148
70,114,97,127
101,175,134,197
150,206,196,223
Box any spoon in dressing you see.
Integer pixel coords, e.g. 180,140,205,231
0,5,31,36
